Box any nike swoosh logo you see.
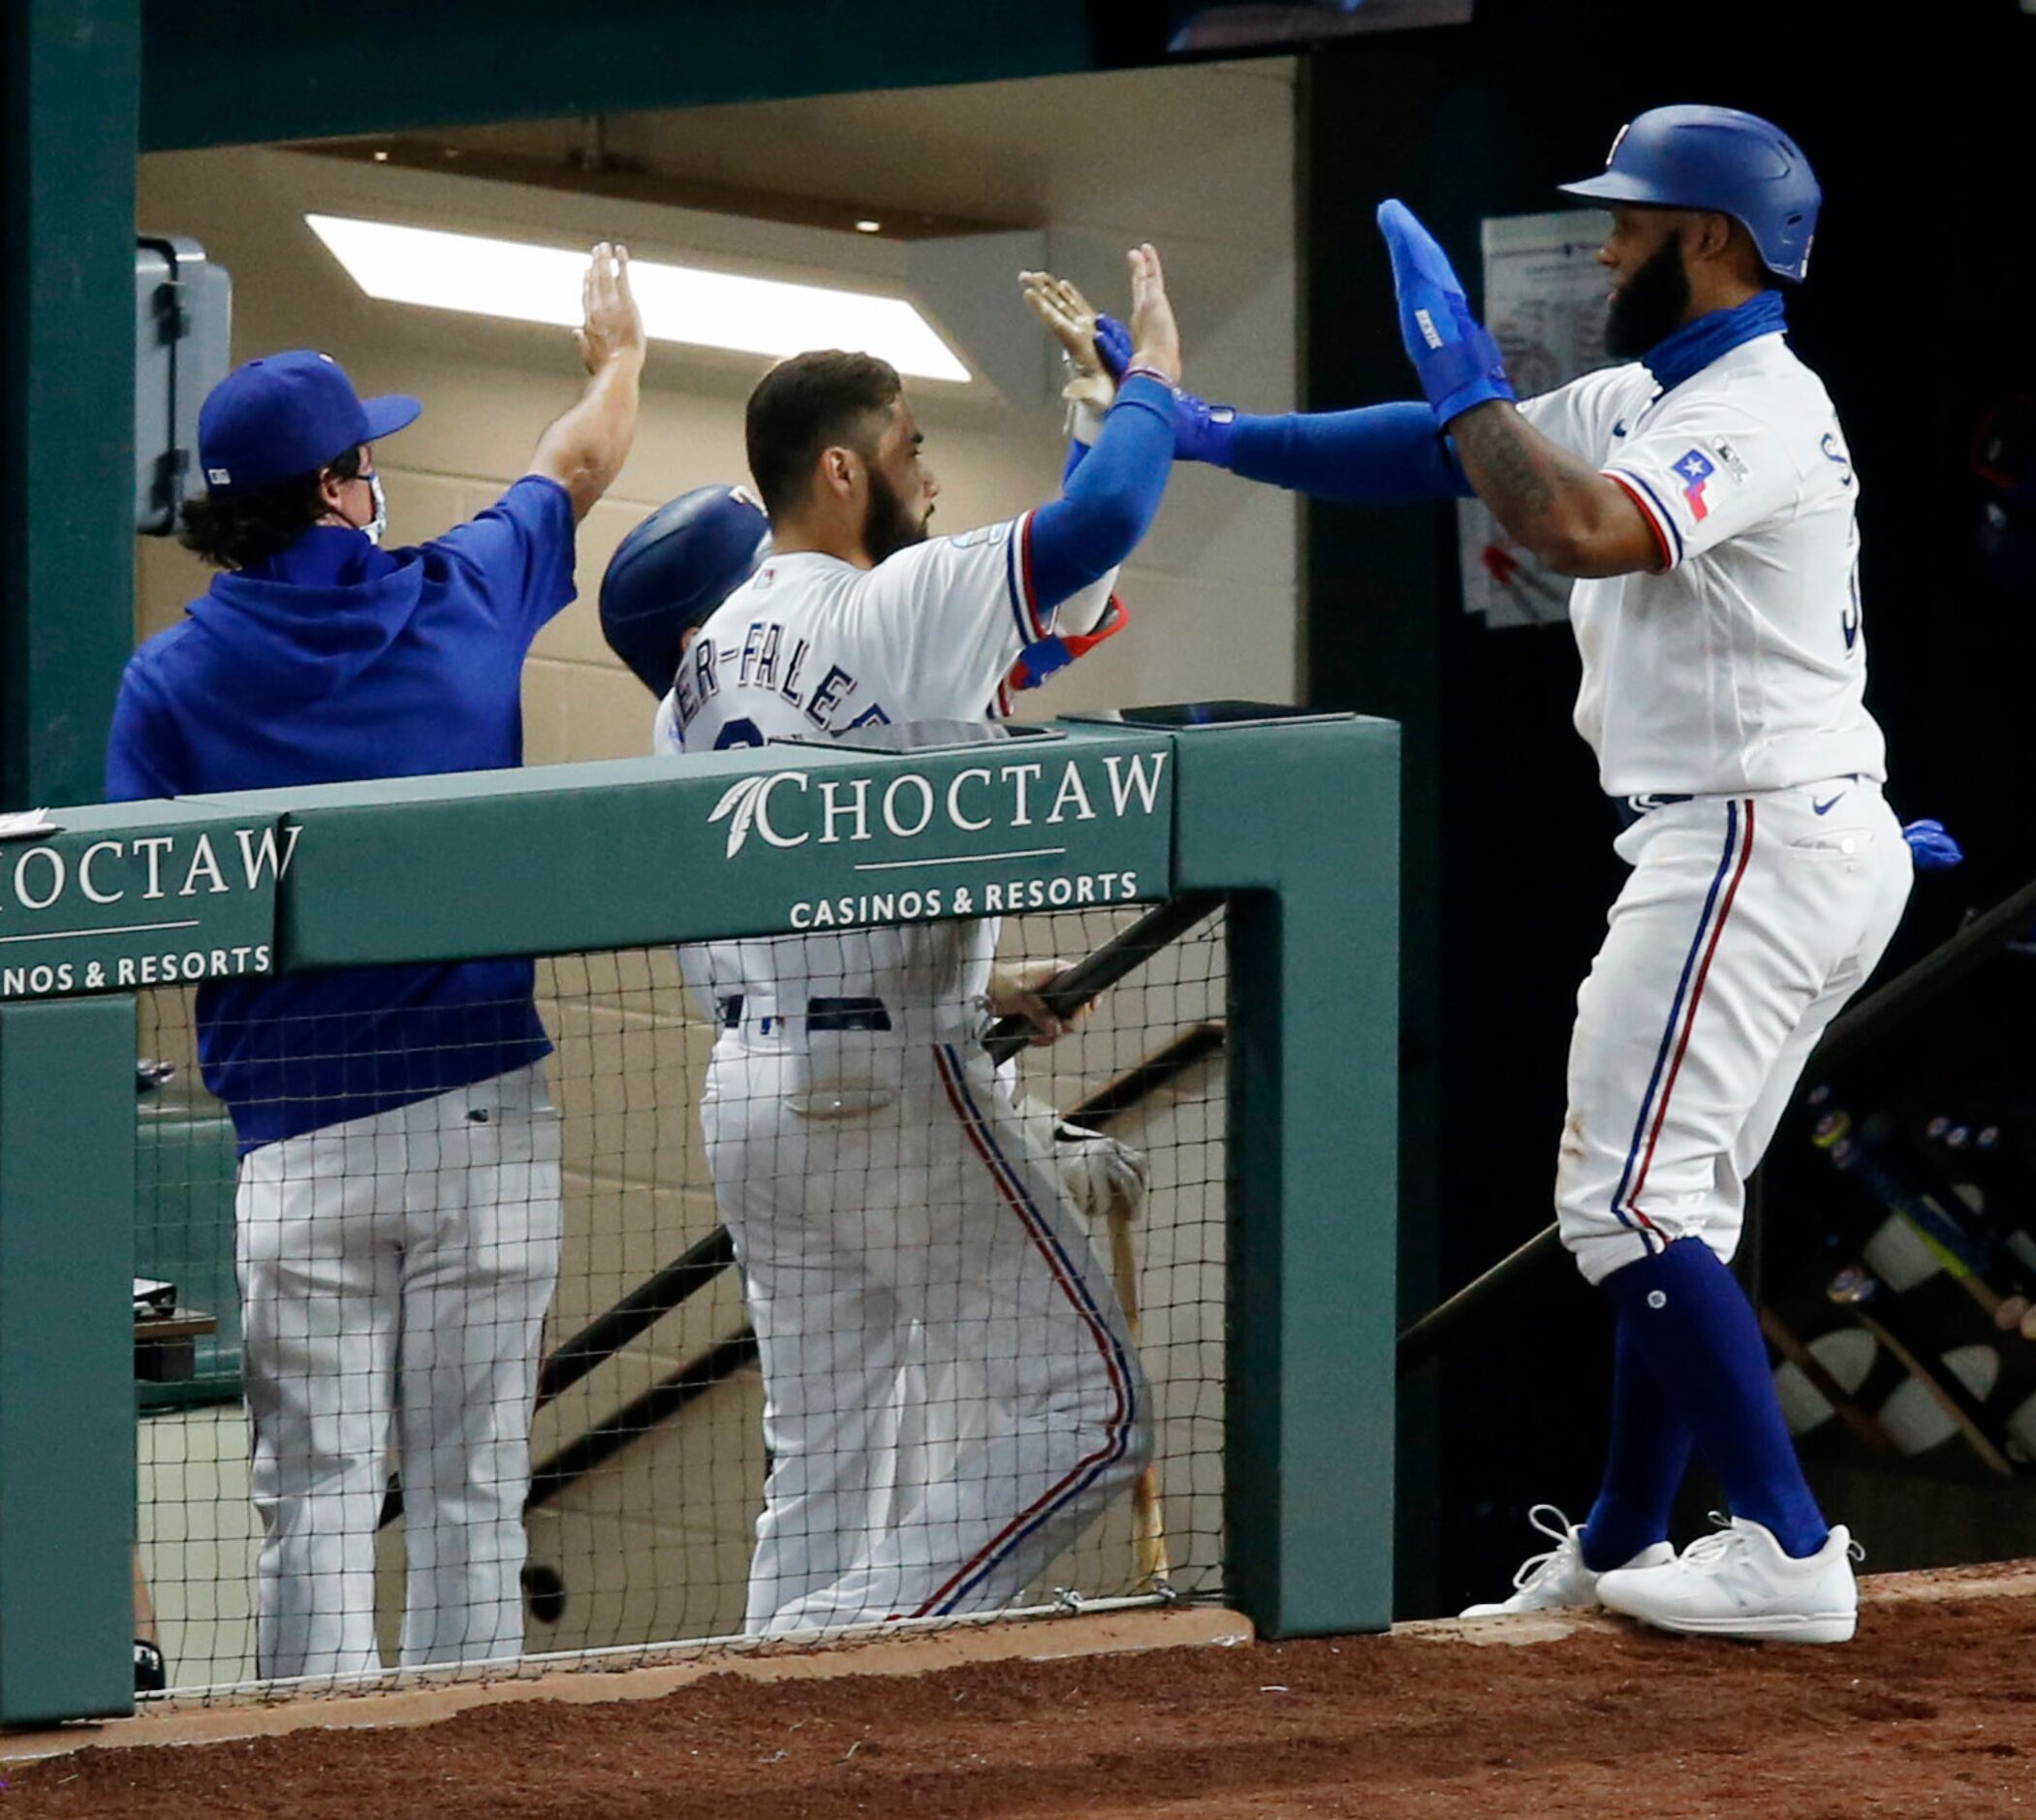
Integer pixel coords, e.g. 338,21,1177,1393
1612,422,1627,438
1813,794,1845,815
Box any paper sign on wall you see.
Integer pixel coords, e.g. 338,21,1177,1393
1457,209,1613,629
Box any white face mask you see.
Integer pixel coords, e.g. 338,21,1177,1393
361,470,388,547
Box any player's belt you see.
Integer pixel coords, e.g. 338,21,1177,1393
1614,792,1693,830
1616,773,1869,831
717,994,893,1035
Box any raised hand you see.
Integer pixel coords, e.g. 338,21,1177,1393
1020,270,1117,417
1125,243,1181,387
578,242,646,378
1375,201,1511,425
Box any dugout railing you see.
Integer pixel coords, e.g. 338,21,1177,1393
0,710,1397,1724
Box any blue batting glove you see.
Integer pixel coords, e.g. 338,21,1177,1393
1094,312,1134,384
1902,818,1963,870
1170,389,1237,467
1099,308,1236,464
1376,199,1515,426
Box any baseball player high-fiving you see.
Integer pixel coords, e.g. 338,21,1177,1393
1120,107,1908,1642
656,246,1181,1636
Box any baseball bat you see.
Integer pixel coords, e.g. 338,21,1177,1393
1061,1024,1228,1593
1105,1201,1173,1588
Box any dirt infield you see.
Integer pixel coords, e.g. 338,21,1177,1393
8,1577,2035,1817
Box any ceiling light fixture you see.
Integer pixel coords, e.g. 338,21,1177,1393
304,213,971,383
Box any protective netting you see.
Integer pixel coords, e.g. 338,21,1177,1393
133,903,1228,1695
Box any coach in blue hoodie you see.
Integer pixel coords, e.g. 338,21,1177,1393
107,244,645,1681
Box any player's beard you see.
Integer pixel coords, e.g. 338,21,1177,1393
1605,233,1693,361
861,467,931,565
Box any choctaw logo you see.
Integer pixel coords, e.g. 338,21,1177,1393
709,771,811,859
708,753,1170,862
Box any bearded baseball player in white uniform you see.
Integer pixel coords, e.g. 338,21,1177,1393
1115,106,1908,1642
643,246,1182,1635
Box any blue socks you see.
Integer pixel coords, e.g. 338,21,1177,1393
1579,1310,1694,1572
1594,1238,1830,1560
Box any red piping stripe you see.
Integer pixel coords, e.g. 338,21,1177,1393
907,1045,1129,1619
1604,470,1675,574
1018,512,1047,640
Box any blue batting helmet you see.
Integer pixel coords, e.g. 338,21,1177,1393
600,486,771,697
1558,105,1821,284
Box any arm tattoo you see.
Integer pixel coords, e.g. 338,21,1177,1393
1452,404,1566,527
1449,402,1637,574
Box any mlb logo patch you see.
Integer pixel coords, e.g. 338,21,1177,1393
1674,448,1715,521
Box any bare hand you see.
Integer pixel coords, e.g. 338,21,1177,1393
1125,243,1180,386
1019,270,1106,373
989,957,1086,1048
1020,269,1115,416
579,242,645,377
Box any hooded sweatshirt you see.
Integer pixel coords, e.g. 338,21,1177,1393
106,475,576,1151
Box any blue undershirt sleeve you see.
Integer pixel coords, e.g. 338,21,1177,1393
1027,374,1175,613
1227,401,1475,503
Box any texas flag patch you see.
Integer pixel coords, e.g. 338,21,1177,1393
1674,448,1715,521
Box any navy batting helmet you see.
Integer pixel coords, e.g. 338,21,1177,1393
1559,105,1821,284
599,486,771,697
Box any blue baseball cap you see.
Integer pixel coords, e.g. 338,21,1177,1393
197,350,422,494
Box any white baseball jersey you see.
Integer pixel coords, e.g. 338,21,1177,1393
1521,330,1887,799
654,517,1115,1022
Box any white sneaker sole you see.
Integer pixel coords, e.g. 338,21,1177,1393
1606,1605,1857,1645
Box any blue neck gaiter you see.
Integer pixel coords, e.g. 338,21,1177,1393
1644,290,1788,395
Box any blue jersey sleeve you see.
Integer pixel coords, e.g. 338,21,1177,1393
429,474,579,642
1228,401,1474,503
105,657,188,802
1026,373,1175,613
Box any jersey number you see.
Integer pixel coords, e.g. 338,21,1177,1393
713,718,766,750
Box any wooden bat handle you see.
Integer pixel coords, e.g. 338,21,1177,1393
1107,1201,1173,1587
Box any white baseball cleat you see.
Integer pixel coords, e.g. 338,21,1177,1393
1595,1514,1861,1644
1458,1503,1675,1618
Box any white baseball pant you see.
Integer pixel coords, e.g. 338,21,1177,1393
1558,779,1912,1285
235,1062,562,1679
702,1034,1152,1636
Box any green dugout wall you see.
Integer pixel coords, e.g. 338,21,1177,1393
0,714,1396,1722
